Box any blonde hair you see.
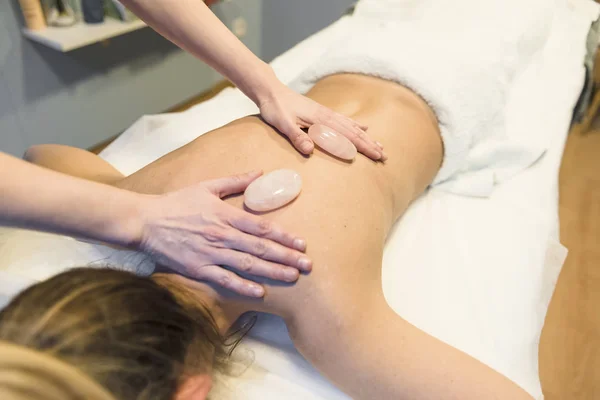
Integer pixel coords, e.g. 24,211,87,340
0,341,115,400
0,268,227,400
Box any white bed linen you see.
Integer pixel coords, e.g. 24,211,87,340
0,0,597,399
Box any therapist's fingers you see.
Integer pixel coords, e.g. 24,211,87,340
212,248,301,283
223,230,312,272
192,265,266,298
327,114,386,161
349,125,387,161
203,170,263,198
228,210,307,252
345,117,369,134
312,103,384,161
313,104,370,134
285,122,314,155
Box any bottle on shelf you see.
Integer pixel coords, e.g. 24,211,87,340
81,0,104,24
18,0,47,31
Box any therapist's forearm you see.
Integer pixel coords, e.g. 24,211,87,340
120,0,278,104
0,152,141,247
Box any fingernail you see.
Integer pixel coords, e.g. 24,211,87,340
293,238,306,251
252,285,265,297
298,257,312,271
380,152,388,162
285,268,300,281
300,142,313,154
375,141,384,149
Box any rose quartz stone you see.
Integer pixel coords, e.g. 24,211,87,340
308,124,357,161
244,169,302,212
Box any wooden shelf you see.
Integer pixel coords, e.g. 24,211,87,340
22,18,148,52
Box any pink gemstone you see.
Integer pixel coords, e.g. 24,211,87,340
308,124,357,161
244,169,302,212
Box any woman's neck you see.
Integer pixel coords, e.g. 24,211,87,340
186,281,251,335
153,273,266,335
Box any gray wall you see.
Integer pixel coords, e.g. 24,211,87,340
261,0,354,61
0,0,262,156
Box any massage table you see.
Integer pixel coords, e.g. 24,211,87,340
1,0,599,398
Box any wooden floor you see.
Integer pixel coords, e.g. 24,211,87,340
539,121,600,400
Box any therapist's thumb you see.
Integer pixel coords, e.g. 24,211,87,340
287,125,314,155
204,170,263,198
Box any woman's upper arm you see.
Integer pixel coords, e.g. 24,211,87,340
24,144,124,184
287,291,533,400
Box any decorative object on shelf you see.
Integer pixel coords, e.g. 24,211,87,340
81,0,104,24
45,0,77,27
106,0,138,22
68,0,83,20
18,0,47,31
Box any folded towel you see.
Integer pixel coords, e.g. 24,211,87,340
291,0,554,197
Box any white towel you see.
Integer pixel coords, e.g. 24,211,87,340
291,0,554,197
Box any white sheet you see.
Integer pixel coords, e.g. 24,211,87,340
0,0,597,399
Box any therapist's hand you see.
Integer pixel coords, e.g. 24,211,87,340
258,82,387,161
137,171,311,297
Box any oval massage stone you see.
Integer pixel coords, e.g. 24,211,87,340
244,169,302,212
308,124,357,161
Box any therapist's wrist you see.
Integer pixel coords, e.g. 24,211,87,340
237,62,282,106
101,189,151,250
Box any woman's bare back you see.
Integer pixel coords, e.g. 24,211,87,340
116,74,441,316
114,74,531,399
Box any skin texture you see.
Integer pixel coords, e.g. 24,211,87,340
29,74,533,400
